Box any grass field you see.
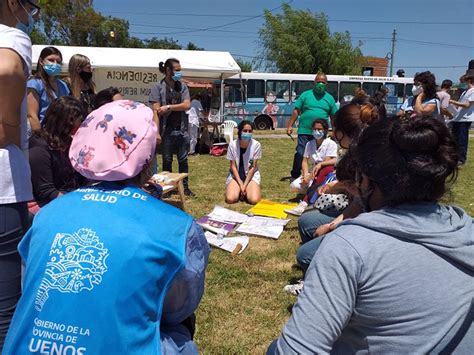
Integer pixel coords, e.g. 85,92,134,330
164,137,473,354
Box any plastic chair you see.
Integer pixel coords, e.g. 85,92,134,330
221,120,237,143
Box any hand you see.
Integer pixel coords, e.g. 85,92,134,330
156,133,162,146
157,105,170,115
318,184,331,195
312,163,322,177
314,221,339,237
287,127,293,135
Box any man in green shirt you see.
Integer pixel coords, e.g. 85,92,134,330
286,73,338,180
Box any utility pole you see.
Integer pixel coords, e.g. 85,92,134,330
389,29,397,76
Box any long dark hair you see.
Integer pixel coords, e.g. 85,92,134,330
38,97,85,152
93,87,121,109
34,46,63,102
355,118,458,206
414,71,437,100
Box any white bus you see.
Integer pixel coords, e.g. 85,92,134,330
210,72,413,129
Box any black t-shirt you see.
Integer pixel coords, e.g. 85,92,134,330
238,147,247,181
165,83,184,130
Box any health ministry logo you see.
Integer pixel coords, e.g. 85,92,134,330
35,228,109,312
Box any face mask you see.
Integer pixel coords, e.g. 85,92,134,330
43,62,62,77
412,85,423,96
241,132,252,141
79,71,93,81
313,82,327,95
172,71,182,81
15,2,35,35
313,129,325,140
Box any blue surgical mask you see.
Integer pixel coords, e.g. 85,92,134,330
172,71,182,81
15,3,35,35
313,129,325,140
241,132,252,141
43,62,62,77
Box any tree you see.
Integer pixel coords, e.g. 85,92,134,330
143,37,181,49
185,42,204,51
258,4,363,75
236,59,253,72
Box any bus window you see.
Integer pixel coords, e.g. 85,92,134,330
339,82,361,103
404,83,414,98
247,79,265,103
362,82,383,97
327,81,338,102
292,80,313,100
224,79,245,104
266,80,290,103
384,83,405,116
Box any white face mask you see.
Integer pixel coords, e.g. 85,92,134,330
412,85,423,96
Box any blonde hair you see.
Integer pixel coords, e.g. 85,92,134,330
67,54,95,99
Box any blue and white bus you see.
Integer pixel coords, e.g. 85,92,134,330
210,72,414,129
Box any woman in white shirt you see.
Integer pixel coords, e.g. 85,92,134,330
290,119,338,193
188,93,203,155
225,120,262,205
0,0,39,350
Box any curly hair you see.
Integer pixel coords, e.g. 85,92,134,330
355,118,458,206
333,103,380,141
37,97,86,152
414,71,437,100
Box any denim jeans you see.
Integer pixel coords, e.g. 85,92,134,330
290,134,313,179
0,202,29,351
296,208,340,271
162,131,190,188
451,122,472,163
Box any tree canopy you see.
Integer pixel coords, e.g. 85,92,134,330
258,4,363,75
32,0,204,50
236,59,253,72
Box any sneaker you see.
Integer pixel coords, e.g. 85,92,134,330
284,201,308,216
184,188,196,197
283,280,304,296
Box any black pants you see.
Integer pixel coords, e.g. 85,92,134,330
162,131,190,189
290,134,313,179
0,202,29,351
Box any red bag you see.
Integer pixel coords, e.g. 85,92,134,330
210,143,227,157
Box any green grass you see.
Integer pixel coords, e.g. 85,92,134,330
163,137,473,354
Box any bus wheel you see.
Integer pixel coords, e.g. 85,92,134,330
254,115,273,130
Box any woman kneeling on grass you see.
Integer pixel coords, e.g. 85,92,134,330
225,120,262,204
268,117,473,354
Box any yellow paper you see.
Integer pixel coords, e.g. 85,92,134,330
246,200,298,219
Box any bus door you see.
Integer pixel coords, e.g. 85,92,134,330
384,82,406,116
264,79,291,128
223,79,246,122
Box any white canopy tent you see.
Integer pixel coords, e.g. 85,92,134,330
32,45,241,103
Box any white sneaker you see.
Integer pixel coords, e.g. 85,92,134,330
283,280,304,296
284,201,308,216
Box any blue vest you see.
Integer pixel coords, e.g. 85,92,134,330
4,183,191,354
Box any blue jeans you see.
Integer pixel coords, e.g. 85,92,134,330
290,134,313,179
0,202,29,351
296,208,340,271
451,122,472,163
162,131,190,188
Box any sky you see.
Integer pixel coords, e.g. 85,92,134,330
94,0,474,82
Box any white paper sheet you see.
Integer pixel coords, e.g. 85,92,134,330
246,216,291,227
204,232,249,254
208,206,249,224
235,223,284,239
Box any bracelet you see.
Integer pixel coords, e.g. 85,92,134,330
167,105,171,111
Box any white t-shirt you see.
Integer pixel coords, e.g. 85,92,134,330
226,138,262,184
401,96,441,120
303,137,338,168
453,88,474,123
187,99,203,126
0,25,33,203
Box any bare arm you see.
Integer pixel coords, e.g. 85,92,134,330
414,94,437,116
157,99,191,115
301,157,309,182
242,159,258,189
27,89,41,132
151,102,162,145
0,49,26,148
312,156,337,177
441,107,454,119
229,160,244,187
286,108,300,135
449,99,472,109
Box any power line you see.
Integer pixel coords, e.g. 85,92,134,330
130,31,256,39
327,19,474,25
398,38,474,49
129,23,257,35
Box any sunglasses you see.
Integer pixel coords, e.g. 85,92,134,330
26,0,41,16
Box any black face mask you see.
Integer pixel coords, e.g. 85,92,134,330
79,71,93,82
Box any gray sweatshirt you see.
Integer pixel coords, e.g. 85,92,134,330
275,203,474,354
